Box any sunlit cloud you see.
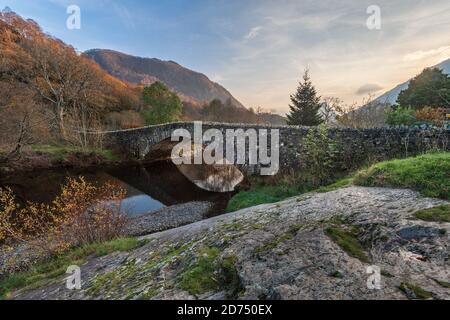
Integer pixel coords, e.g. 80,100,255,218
404,46,450,62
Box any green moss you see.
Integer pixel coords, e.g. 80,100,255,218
178,247,241,297
399,282,433,300
325,226,370,263
381,270,394,278
433,279,450,289
178,247,221,295
139,287,160,300
354,153,450,199
87,240,202,299
330,271,344,279
414,205,450,223
254,225,301,254
0,238,146,299
32,145,119,162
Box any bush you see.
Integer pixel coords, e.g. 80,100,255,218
0,177,128,254
386,107,417,126
303,124,339,185
415,107,446,126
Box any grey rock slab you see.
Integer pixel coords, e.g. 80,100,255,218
11,186,450,300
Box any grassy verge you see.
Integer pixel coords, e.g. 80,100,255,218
0,238,147,299
315,178,353,193
354,153,450,199
414,205,450,223
226,177,352,213
32,145,119,162
226,185,300,212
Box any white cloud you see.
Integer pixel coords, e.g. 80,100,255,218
243,26,262,40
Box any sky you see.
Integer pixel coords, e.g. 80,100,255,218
2,0,450,114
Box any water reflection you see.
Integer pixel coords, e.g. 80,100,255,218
0,161,233,217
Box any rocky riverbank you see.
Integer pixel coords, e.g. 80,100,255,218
10,186,449,300
126,201,215,237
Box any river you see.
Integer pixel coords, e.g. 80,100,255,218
0,161,233,217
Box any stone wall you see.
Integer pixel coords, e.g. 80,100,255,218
104,122,450,175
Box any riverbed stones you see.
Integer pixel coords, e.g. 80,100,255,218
126,201,215,236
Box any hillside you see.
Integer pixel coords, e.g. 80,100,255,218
85,49,245,108
0,8,149,155
375,58,450,105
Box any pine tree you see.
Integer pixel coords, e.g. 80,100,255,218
287,70,324,126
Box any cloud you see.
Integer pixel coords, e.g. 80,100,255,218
356,83,383,95
244,26,262,41
404,46,450,62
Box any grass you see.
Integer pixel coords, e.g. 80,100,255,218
315,178,353,193
414,205,450,223
0,238,147,299
32,145,119,162
225,177,352,213
226,152,449,213
399,282,433,300
324,226,370,263
354,153,450,199
226,185,300,212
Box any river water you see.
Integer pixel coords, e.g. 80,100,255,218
0,161,233,217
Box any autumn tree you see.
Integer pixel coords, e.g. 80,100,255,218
0,10,142,147
287,70,323,126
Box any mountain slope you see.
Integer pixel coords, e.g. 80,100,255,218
85,49,245,108
375,58,450,105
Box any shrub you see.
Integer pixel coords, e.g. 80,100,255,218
386,107,417,126
0,177,128,255
415,107,446,126
303,124,339,186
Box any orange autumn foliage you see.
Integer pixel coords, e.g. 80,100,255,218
0,177,128,254
415,107,446,126
0,10,142,149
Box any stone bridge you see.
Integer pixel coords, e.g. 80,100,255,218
104,122,450,175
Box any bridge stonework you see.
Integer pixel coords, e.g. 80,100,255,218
104,122,450,175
